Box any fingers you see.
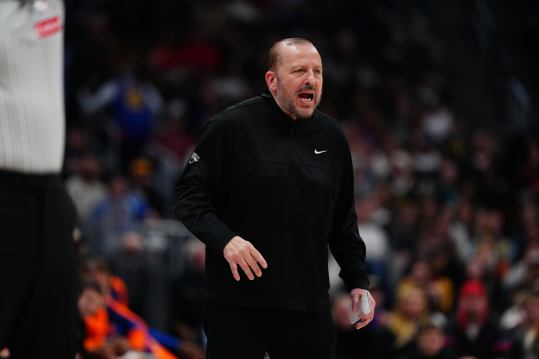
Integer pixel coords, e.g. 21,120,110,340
351,293,360,313
355,316,370,330
354,308,375,329
229,262,241,281
224,236,267,281
238,258,255,280
244,254,262,278
250,247,268,269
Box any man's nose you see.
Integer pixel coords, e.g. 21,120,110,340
304,69,316,84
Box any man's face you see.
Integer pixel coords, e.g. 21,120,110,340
78,288,105,316
266,43,323,120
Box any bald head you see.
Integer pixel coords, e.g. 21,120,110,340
268,38,317,71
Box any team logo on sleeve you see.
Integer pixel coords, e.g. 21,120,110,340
188,152,200,164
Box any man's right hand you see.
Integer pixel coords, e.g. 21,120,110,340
223,236,268,281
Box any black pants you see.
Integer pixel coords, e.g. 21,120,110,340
204,302,336,359
0,171,78,359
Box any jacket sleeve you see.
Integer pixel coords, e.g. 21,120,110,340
172,114,237,252
328,140,370,290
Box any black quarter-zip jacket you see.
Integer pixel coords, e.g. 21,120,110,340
173,93,369,312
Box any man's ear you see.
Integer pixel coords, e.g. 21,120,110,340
265,71,277,93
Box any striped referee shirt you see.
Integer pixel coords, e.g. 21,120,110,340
0,0,65,173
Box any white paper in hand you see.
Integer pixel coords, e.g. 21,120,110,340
348,293,371,326
360,293,371,314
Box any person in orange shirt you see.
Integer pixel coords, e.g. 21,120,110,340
79,281,178,359
81,257,129,306
79,259,204,359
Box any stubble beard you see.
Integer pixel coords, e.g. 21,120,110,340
275,79,321,121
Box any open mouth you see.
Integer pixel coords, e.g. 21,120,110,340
298,92,315,103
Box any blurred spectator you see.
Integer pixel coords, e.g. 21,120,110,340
66,152,107,226
385,285,431,354
210,62,251,107
80,261,204,359
78,280,180,359
435,158,460,206
505,243,539,293
64,127,93,175
507,289,539,358
450,279,507,358
398,322,452,359
113,232,169,330
81,257,129,306
78,281,124,358
412,132,441,178
388,200,420,286
87,175,149,257
397,258,454,314
447,200,474,264
420,91,455,145
78,67,163,166
389,149,415,198
128,157,165,215
152,99,196,164
356,196,391,282
467,131,503,207
512,200,539,262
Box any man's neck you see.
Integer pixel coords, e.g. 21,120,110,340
269,92,297,121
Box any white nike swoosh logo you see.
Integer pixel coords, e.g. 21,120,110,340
314,149,327,154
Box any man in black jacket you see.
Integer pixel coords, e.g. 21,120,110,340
173,37,375,359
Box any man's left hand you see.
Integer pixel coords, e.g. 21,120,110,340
350,288,376,330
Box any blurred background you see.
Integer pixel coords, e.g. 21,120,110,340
62,0,539,358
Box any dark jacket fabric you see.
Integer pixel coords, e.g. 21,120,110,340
173,93,369,312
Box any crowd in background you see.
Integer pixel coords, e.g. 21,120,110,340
58,0,539,358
